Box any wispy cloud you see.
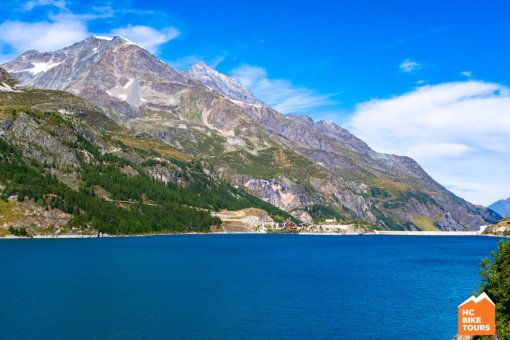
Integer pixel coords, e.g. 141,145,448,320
230,64,336,114
370,26,450,53
169,35,268,71
49,7,114,22
346,81,510,205
210,53,228,68
461,71,473,78
110,25,179,53
399,59,422,73
22,0,68,11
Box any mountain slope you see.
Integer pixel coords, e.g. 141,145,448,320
489,198,510,218
2,38,500,230
0,71,293,236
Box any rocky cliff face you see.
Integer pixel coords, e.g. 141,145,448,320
2,39,501,230
213,208,274,233
0,68,18,88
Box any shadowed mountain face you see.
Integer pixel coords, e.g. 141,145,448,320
2,39,501,230
0,68,18,87
489,198,510,218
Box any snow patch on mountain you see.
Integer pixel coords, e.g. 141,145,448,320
92,35,144,49
8,61,64,75
27,61,64,75
107,79,146,107
93,36,113,41
117,36,144,49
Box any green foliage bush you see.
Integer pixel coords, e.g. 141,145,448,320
479,240,510,339
8,226,29,237
369,187,390,198
303,204,344,222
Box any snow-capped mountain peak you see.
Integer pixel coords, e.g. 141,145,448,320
1,35,151,87
105,35,145,48
92,35,113,41
1,35,193,120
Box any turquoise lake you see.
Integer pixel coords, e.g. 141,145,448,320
0,235,504,339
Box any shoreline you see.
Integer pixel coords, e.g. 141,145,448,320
1,231,508,240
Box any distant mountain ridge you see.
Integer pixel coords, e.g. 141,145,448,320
1,37,501,230
489,198,510,218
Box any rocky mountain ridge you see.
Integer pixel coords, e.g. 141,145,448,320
185,62,262,105
2,38,501,230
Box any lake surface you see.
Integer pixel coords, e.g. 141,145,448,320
0,235,504,339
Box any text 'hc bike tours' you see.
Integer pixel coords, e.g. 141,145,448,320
458,292,496,336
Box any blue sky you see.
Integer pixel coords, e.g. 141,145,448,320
0,0,509,205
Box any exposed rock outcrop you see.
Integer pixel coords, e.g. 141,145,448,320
213,208,274,232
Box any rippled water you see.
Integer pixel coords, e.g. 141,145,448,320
0,235,503,339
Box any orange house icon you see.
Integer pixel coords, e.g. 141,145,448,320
458,292,496,336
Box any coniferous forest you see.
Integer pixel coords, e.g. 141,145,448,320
0,109,293,235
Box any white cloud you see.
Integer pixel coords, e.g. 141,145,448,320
346,81,510,206
0,4,110,55
0,19,89,53
22,0,68,11
399,59,422,73
230,64,335,114
49,8,114,22
461,71,473,78
0,7,177,58
110,25,179,54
